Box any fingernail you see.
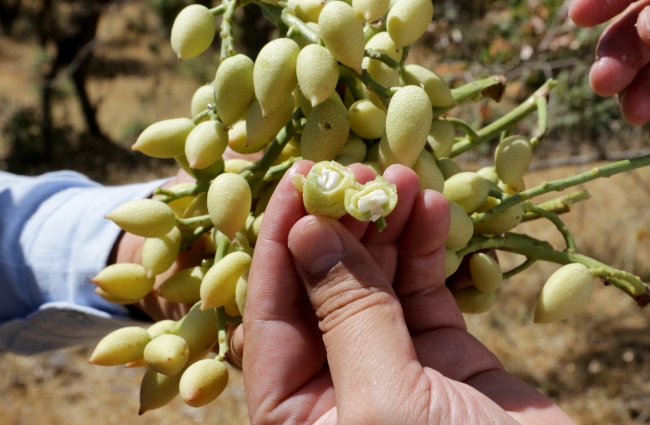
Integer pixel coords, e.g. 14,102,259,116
289,219,345,276
642,7,650,41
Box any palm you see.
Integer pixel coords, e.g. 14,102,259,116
242,161,574,424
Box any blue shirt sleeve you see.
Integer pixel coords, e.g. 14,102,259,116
0,170,170,354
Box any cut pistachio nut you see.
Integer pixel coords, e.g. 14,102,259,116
302,161,358,219
344,176,398,222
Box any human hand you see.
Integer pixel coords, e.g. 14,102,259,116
234,160,575,425
570,0,650,125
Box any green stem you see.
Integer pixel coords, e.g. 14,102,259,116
473,154,650,223
192,108,212,124
177,214,212,229
281,10,320,45
220,0,238,61
458,233,648,301
523,203,576,251
154,181,212,203
488,189,504,200
444,117,479,140
521,190,591,222
264,156,302,181
375,217,388,232
215,307,229,362
180,225,213,251
210,4,227,15
431,75,506,119
242,109,304,195
503,258,536,279
451,79,557,157
364,20,385,42
340,68,367,101
340,64,396,107
530,95,548,147
365,49,400,70
214,230,231,262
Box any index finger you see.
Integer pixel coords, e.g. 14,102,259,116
569,0,635,27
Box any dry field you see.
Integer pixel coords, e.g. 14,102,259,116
1,2,650,424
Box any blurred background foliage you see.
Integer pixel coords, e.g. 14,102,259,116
0,0,647,182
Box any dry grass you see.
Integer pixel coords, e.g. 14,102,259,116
1,3,650,424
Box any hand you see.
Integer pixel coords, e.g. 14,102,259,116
233,160,575,425
570,0,650,125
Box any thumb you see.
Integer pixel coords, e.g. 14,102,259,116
287,216,422,420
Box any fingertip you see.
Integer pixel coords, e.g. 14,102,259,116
637,6,650,47
347,163,377,184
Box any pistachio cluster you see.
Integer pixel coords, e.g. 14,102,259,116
88,0,650,415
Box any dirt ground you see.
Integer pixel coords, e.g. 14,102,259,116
1,2,650,424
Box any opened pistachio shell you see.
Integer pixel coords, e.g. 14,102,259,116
303,161,357,219
171,5,216,60
214,54,255,126
344,176,398,222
